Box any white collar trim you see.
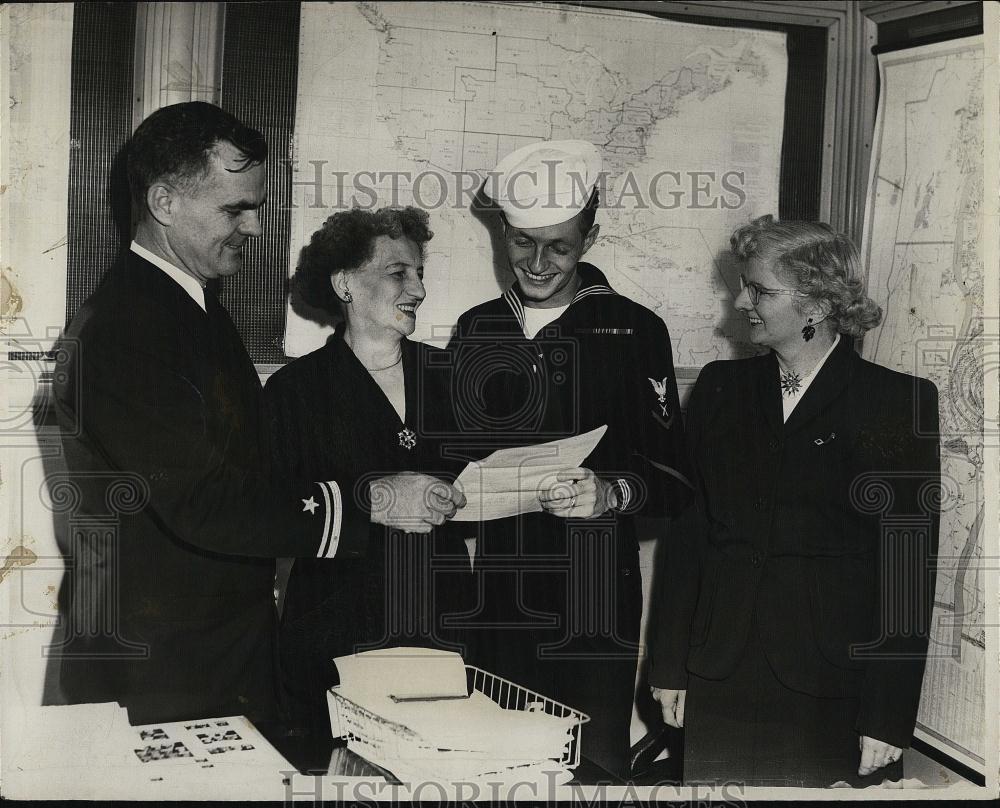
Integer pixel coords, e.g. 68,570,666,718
781,333,841,421
503,281,615,328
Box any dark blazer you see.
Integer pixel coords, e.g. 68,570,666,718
53,251,369,725
263,330,472,738
648,336,940,749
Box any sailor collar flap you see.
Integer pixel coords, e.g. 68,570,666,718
502,262,616,328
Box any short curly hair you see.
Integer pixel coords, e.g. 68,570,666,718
293,207,434,315
730,215,882,337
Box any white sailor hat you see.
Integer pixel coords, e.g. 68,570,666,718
485,140,602,229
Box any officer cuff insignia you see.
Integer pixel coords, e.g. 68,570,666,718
314,481,343,559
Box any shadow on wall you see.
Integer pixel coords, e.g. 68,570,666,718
40,139,130,705
37,346,148,710
109,141,133,250
287,279,342,341
33,383,71,706
467,184,511,295
713,247,760,358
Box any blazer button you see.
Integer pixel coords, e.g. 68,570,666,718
754,497,766,511
768,439,780,452
751,551,763,567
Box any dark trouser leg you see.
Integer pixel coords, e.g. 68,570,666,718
531,528,643,778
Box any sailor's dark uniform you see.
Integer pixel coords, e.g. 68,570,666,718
446,262,692,776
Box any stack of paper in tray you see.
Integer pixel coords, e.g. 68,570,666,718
329,648,581,784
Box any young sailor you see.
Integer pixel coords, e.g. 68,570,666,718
448,140,692,776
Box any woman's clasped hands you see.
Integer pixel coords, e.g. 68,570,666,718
369,472,466,533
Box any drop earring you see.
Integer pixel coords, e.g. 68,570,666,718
801,317,815,342
343,284,353,304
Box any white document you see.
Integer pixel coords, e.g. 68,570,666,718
334,647,469,701
330,648,581,783
6,704,293,799
451,425,607,522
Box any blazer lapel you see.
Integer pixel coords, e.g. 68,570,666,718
755,351,784,440
783,336,855,434
329,328,407,430
401,338,420,427
121,252,209,324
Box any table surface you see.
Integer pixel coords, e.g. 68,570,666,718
6,705,970,801
266,732,624,785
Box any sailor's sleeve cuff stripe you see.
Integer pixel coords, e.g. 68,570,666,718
316,481,342,559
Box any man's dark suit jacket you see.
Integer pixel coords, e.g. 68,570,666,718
53,251,368,725
648,336,940,749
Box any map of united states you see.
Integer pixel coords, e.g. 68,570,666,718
287,1,787,367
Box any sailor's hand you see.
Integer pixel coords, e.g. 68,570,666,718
539,468,617,519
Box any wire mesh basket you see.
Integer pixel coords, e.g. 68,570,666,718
328,664,589,782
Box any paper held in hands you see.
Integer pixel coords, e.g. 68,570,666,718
450,425,608,521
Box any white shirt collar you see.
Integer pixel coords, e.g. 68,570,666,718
130,241,206,312
780,333,841,422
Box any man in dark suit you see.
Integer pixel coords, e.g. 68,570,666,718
53,102,462,726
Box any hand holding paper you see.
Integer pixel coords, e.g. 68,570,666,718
538,467,618,519
451,426,607,522
370,473,467,532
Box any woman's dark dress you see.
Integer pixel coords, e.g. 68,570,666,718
263,330,472,740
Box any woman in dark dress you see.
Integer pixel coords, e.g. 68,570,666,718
264,207,471,743
648,216,940,788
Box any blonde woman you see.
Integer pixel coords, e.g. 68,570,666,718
649,216,940,787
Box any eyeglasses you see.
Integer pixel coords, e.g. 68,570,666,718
739,273,808,306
